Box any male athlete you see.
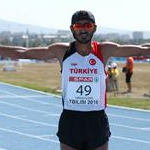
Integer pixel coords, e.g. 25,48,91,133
0,10,150,150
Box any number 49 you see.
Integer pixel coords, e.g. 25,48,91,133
76,85,91,96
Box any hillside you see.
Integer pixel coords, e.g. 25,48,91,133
0,19,57,34
0,18,150,38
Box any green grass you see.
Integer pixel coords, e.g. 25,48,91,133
108,97,150,110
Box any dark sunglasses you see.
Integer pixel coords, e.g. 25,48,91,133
72,23,95,30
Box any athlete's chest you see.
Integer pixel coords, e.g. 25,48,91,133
62,52,104,75
62,52,107,111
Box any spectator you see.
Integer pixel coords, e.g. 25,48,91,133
111,62,119,95
123,57,134,93
106,65,113,92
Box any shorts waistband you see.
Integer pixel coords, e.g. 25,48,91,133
63,109,105,116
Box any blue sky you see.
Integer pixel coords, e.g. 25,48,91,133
0,0,150,31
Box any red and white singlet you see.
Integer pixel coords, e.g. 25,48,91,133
61,41,107,111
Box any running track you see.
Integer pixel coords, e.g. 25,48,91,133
0,81,150,150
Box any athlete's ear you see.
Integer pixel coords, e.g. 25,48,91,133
93,25,97,32
70,25,74,33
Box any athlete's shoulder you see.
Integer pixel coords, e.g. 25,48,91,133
46,42,70,64
48,42,70,56
48,42,70,50
100,41,119,46
92,41,119,48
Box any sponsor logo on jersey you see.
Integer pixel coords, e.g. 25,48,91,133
71,63,78,66
69,76,93,82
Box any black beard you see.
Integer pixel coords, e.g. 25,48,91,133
72,32,93,44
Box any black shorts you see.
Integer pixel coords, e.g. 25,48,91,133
126,72,133,83
57,109,111,150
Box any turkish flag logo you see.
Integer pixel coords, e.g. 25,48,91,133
89,58,96,65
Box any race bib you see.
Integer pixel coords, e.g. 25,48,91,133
66,76,101,108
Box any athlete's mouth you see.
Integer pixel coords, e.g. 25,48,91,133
79,32,88,37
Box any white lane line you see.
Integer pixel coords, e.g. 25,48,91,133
111,123,150,131
0,81,60,98
0,148,7,150
112,135,150,145
108,113,150,130
140,127,150,130
0,90,62,107
0,95,50,98
0,127,59,143
37,134,56,138
44,114,60,117
0,100,53,115
0,112,57,127
108,113,150,122
108,104,150,113
0,100,60,117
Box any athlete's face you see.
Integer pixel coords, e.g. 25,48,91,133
70,20,97,44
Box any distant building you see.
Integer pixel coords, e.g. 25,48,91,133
43,30,72,42
57,30,71,38
120,34,130,41
98,33,130,41
132,31,143,40
105,33,120,40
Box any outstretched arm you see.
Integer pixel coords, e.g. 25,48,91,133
0,43,69,62
101,42,150,64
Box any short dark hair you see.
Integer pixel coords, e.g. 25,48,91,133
71,10,95,25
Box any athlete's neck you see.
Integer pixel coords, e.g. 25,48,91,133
75,42,92,56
